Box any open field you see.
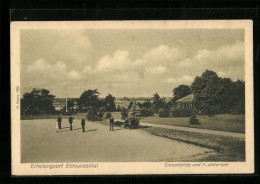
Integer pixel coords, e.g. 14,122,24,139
141,114,245,133
114,101,130,108
21,119,212,162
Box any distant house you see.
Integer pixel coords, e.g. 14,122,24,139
175,94,195,109
53,98,66,111
72,101,79,110
53,98,79,112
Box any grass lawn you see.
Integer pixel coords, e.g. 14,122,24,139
141,114,245,133
142,127,245,162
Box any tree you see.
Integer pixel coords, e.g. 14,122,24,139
230,79,245,114
77,89,100,112
137,102,144,109
21,88,55,115
172,85,191,103
121,107,128,120
116,105,121,111
191,70,245,115
152,93,166,113
152,93,161,113
191,70,222,115
86,108,104,121
142,100,153,109
190,113,200,124
67,100,74,109
103,94,116,112
66,100,75,114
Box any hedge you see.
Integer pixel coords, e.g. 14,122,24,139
140,108,154,117
170,108,192,117
158,109,170,117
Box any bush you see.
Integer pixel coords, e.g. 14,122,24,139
105,112,111,119
121,107,128,120
158,109,170,117
86,109,104,121
140,108,154,117
189,113,200,124
170,108,192,117
129,118,140,128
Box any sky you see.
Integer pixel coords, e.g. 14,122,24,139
20,28,245,98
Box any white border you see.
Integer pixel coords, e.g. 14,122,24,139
11,20,254,175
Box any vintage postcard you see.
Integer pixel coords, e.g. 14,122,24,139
11,20,254,175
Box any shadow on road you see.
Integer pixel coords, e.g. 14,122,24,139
57,128,82,132
137,125,152,129
85,129,98,132
59,126,70,129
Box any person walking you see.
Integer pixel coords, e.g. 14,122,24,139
68,115,74,130
109,116,114,131
57,115,62,129
81,117,85,132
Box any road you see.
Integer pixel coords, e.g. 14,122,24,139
140,122,245,139
21,119,212,163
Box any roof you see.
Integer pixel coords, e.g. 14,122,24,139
176,94,195,103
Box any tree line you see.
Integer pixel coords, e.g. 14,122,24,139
136,70,245,116
21,69,245,118
21,89,117,117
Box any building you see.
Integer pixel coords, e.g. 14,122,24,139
53,98,79,112
53,98,66,111
175,94,195,109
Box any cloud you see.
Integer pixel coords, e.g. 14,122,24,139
94,44,184,74
89,45,182,87
27,58,51,72
22,29,92,65
179,41,244,69
165,75,193,84
55,61,67,71
147,65,167,75
50,30,92,63
23,39,245,98
68,70,81,80
165,77,176,83
27,58,80,81
94,50,131,72
133,45,185,68
83,66,92,72
177,41,244,81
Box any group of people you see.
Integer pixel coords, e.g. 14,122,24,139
56,114,122,132
56,115,85,132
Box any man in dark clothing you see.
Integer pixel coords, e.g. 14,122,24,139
57,115,62,129
68,115,74,130
109,116,114,131
81,117,85,132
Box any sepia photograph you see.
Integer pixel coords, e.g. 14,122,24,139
11,20,254,175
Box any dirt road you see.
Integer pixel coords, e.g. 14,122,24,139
21,119,212,163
